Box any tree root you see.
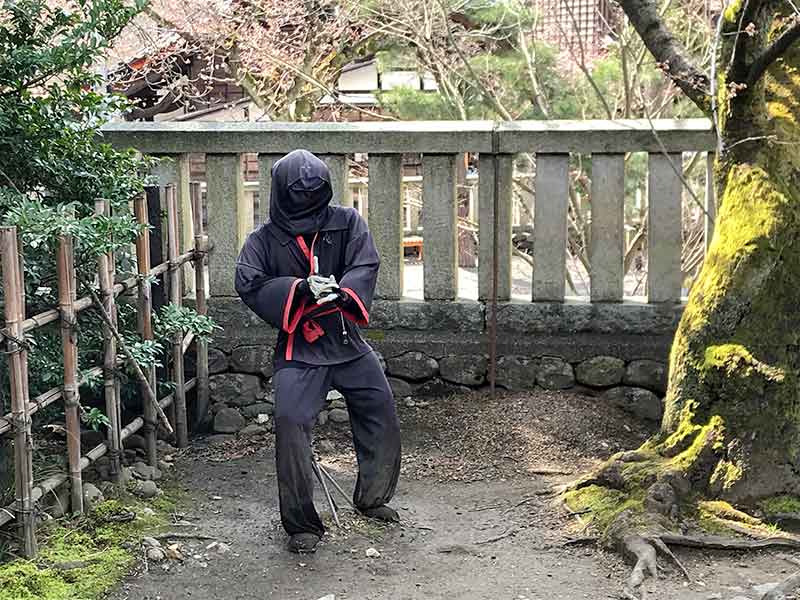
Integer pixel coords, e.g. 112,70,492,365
764,571,800,600
618,531,800,599
658,532,800,550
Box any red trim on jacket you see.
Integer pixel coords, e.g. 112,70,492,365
341,288,369,326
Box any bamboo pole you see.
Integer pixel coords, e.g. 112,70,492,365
159,185,176,433
0,366,103,437
0,250,194,337
166,185,188,448
79,279,172,433
191,182,210,428
56,234,84,514
134,193,159,467
0,226,37,556
0,377,197,529
95,200,122,482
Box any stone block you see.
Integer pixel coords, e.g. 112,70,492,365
495,355,538,390
604,386,664,422
388,377,413,399
386,352,439,381
439,354,488,387
209,374,262,407
209,349,229,375
575,356,625,387
230,346,274,378
214,407,246,434
329,408,349,423
414,378,471,398
241,402,274,419
624,360,668,395
537,357,575,390
82,483,104,510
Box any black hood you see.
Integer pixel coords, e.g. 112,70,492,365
269,149,334,235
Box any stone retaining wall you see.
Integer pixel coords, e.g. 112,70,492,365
198,298,680,436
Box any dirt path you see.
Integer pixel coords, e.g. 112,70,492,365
110,391,800,600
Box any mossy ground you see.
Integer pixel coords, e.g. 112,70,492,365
0,482,184,600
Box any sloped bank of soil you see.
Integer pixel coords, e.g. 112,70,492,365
110,391,800,600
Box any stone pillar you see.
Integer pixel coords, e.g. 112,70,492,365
589,154,625,302
422,154,458,300
478,154,513,301
647,153,683,303
206,154,247,297
533,154,569,302
368,154,404,299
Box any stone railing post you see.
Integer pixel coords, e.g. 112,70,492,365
478,154,513,301
589,154,625,302
422,154,458,300
321,154,352,208
533,153,569,302
206,154,249,297
647,153,683,303
368,155,404,300
152,154,194,295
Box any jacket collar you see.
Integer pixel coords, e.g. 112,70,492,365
265,207,350,246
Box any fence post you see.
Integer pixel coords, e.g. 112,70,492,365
478,154,513,301
368,155,404,299
95,201,122,482
533,154,570,302
56,234,84,514
206,154,248,296
258,154,282,223
134,195,159,467
589,154,626,302
321,154,352,208
191,183,210,429
422,154,459,300
167,185,188,448
0,226,37,556
647,153,683,303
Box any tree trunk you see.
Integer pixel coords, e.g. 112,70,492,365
567,1,800,532
659,4,800,504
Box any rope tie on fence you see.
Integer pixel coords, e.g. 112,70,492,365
0,329,32,353
11,412,32,432
62,383,79,407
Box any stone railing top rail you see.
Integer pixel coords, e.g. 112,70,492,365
101,118,715,155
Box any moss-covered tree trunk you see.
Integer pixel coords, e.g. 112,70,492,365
567,2,800,593
660,3,800,503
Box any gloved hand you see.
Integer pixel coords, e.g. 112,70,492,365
316,289,347,306
307,274,339,299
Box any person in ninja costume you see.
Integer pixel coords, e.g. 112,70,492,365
235,149,402,554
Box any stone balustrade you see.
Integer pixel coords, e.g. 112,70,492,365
106,119,715,432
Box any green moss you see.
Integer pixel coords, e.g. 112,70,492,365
564,484,645,533
0,562,71,600
669,415,724,473
709,459,744,493
661,400,703,456
759,495,800,516
703,344,785,382
0,492,175,600
699,500,761,526
723,0,744,22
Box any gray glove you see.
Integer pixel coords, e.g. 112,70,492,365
307,274,339,299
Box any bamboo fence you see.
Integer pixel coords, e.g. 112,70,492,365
0,185,209,557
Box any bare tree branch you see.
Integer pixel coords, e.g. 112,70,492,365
615,0,711,112
747,18,800,85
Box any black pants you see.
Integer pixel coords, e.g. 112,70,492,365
272,351,401,536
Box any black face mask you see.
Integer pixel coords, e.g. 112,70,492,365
269,149,334,235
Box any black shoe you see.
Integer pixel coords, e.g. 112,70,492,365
360,505,400,523
288,532,321,554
